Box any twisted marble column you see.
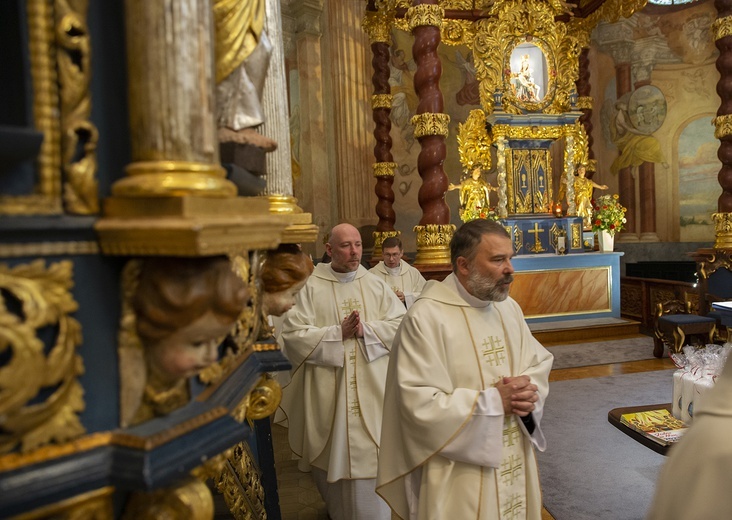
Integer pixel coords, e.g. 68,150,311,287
713,1,732,248
364,2,398,259
409,1,453,265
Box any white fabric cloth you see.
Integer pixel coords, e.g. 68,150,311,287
311,468,392,520
647,357,732,519
279,263,405,516
369,260,427,308
377,274,553,520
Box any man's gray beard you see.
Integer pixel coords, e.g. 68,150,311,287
467,270,512,302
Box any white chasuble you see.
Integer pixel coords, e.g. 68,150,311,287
280,264,405,482
369,260,427,308
377,274,553,520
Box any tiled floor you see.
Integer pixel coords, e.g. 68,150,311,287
272,424,328,519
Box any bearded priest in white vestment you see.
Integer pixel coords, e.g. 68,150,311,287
377,219,553,520
280,223,405,520
369,236,427,309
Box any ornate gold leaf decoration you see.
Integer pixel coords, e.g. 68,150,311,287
234,374,282,423
372,162,398,178
713,15,732,42
441,19,476,47
0,260,86,454
576,96,593,110
411,113,451,138
491,124,566,140
371,94,393,110
414,224,455,265
713,212,732,249
457,109,492,172
213,442,266,520
0,0,62,215
122,478,214,520
406,4,444,31
362,4,395,44
713,114,732,139
56,0,99,215
0,241,100,258
473,0,583,115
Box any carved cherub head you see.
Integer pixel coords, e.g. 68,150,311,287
132,256,249,385
260,244,314,317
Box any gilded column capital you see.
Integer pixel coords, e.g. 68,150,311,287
371,94,393,109
406,4,444,31
372,230,401,256
713,212,732,249
411,113,450,138
576,96,593,110
414,224,455,265
713,15,732,42
362,9,393,44
372,162,397,178
713,114,732,139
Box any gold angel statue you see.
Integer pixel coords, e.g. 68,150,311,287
448,166,498,222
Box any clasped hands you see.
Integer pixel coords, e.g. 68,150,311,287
341,310,364,340
496,375,539,417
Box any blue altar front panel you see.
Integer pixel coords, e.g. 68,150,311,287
510,251,623,324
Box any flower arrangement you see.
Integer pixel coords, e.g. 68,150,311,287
592,194,627,236
463,207,500,223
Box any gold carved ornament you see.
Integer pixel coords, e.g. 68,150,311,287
199,252,259,385
213,442,267,520
232,374,282,424
371,94,393,110
713,15,732,42
713,212,732,249
362,3,395,45
0,260,86,454
406,4,444,31
713,114,732,140
472,0,584,115
0,0,62,215
122,478,213,520
457,109,492,172
373,162,397,178
411,113,451,139
414,224,455,265
576,96,593,110
56,0,99,215
373,230,400,255
12,486,114,520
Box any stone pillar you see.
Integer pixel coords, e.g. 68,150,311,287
363,1,399,260
286,0,333,252
712,3,732,249
260,0,297,211
113,0,235,198
327,0,377,231
409,1,453,266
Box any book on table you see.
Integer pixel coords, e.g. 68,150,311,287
619,408,688,447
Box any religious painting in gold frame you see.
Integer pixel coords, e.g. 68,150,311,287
504,39,554,113
472,0,584,116
0,0,99,216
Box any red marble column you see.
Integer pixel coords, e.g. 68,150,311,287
412,1,450,226
576,48,595,169
715,0,732,216
371,39,396,234
639,161,656,236
615,62,636,240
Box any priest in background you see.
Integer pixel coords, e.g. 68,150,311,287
377,219,553,520
280,223,405,520
369,236,427,308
